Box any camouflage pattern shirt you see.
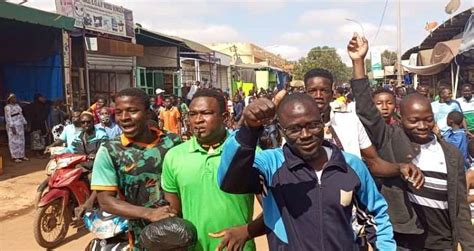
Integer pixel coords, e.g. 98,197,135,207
91,127,181,249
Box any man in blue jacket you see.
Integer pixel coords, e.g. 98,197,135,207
217,92,396,250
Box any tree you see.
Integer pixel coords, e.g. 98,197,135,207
365,58,372,73
293,46,351,83
381,50,397,67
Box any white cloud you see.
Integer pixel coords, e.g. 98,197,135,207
336,48,352,67
298,9,355,26
235,0,287,14
159,25,241,44
338,22,397,47
265,45,305,61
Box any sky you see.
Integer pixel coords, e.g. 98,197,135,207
20,0,473,65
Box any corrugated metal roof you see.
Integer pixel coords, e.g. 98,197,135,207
135,26,186,47
181,38,213,53
0,1,75,30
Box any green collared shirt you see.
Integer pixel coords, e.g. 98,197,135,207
162,133,256,251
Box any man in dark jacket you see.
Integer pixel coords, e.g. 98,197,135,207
348,33,474,250
217,92,396,250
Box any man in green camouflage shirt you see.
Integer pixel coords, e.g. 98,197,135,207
91,88,181,249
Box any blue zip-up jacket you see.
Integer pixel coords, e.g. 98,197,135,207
218,126,396,251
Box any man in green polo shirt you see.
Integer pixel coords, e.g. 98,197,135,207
162,89,257,251
91,88,181,250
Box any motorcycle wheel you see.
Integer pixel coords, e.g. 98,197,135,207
33,199,71,248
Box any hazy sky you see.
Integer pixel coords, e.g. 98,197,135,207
21,0,472,65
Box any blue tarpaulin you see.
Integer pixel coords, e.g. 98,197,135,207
3,53,64,102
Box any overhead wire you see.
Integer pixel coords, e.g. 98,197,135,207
372,0,390,44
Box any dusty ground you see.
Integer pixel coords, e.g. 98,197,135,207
0,146,268,250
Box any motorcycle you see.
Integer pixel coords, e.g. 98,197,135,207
84,209,129,251
34,147,67,208
33,153,91,249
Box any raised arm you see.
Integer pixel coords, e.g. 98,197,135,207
218,93,285,194
347,34,390,149
218,126,264,194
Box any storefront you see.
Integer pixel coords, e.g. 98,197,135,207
135,27,184,96
0,2,75,142
402,8,473,97
0,2,75,102
55,0,141,106
86,36,142,103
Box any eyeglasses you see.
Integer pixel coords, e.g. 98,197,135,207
278,121,324,138
81,120,93,124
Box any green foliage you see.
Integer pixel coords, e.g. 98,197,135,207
293,46,351,83
381,50,397,67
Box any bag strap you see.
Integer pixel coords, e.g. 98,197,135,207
328,125,344,151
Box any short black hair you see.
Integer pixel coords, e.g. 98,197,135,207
95,95,106,102
277,92,319,118
462,83,472,89
303,68,334,86
192,89,226,113
116,88,150,109
438,85,451,93
372,87,395,98
335,87,345,95
447,111,464,125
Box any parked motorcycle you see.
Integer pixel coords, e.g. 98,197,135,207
34,147,67,208
33,153,91,249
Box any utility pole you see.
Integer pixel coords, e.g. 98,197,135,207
396,0,402,86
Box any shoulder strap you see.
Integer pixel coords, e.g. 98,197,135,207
328,125,344,151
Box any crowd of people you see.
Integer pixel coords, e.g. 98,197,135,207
3,34,474,250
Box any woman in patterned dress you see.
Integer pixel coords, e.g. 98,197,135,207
4,93,28,163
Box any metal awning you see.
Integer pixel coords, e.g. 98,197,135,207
0,1,75,30
401,8,472,59
135,26,186,48
181,39,213,53
403,39,461,75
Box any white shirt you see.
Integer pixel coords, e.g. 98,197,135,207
324,110,372,158
409,137,449,210
186,84,198,100
411,137,447,175
457,97,474,113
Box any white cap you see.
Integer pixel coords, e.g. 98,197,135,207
155,88,165,94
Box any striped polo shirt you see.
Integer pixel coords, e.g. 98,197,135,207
407,137,452,249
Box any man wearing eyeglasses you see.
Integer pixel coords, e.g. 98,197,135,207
217,92,395,250
305,68,424,249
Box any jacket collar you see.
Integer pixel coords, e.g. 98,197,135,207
283,140,348,172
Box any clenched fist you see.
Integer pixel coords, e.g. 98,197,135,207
243,90,286,128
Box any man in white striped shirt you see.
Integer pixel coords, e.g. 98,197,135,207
348,34,474,250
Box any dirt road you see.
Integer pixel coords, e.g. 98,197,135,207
0,147,268,250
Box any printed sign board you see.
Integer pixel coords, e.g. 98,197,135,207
56,0,134,38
